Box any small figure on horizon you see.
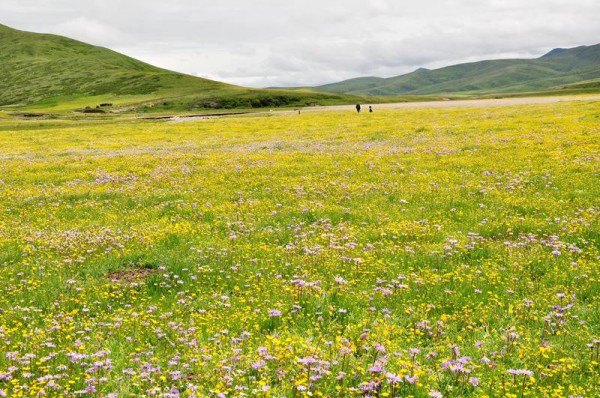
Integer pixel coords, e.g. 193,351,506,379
356,104,361,113
369,106,373,113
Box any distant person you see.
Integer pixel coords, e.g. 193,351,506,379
356,104,361,113
369,106,373,113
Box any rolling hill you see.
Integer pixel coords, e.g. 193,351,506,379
315,44,600,96
0,23,356,112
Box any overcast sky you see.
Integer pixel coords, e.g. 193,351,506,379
2,0,599,87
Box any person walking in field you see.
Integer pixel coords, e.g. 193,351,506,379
369,106,373,113
356,104,361,113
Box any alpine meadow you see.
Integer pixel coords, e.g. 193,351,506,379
1,2,600,398
1,100,599,397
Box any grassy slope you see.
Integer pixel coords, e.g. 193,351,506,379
316,76,386,93
0,24,236,103
0,23,362,113
316,44,600,96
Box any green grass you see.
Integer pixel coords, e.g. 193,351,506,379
0,99,598,397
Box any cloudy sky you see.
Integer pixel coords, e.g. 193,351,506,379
2,0,599,87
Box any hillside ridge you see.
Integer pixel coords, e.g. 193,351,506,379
0,23,357,111
314,44,600,95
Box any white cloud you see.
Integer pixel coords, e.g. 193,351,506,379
53,17,124,45
1,0,599,87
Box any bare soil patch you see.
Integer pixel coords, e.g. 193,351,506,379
108,268,155,283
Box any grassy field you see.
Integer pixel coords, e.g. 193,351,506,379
0,100,599,397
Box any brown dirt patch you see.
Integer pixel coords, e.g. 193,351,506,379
108,268,155,283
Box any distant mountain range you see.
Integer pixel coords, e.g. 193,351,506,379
0,23,354,111
1,22,599,112
313,44,600,96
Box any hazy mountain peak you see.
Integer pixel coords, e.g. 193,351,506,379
542,48,570,58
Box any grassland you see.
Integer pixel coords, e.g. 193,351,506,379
0,100,599,397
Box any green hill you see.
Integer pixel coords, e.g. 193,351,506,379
0,23,357,112
315,44,600,96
